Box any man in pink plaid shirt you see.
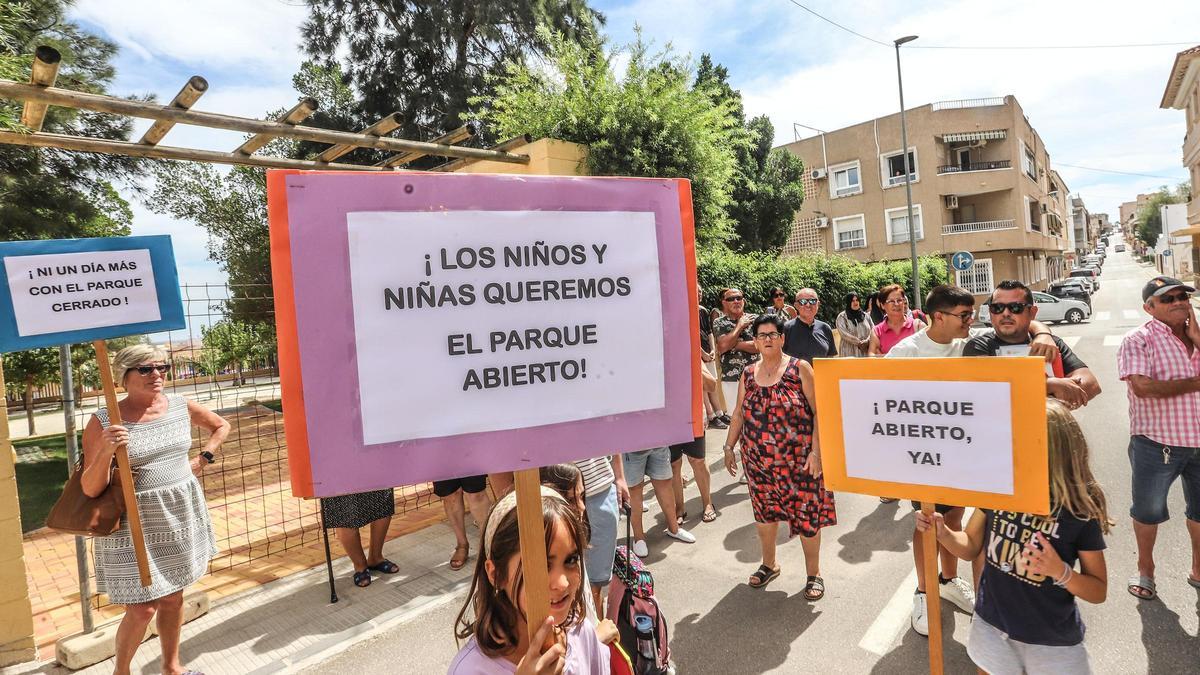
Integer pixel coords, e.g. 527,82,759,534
1117,275,1200,601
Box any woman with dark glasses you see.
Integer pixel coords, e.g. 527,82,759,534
765,287,798,320
80,344,229,675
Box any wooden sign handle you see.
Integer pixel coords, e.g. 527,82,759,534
94,340,152,587
921,501,944,675
514,467,555,650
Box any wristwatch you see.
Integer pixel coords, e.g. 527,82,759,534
199,450,216,464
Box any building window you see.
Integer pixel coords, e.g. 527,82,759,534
833,214,866,250
881,149,918,187
885,205,923,244
956,257,994,295
1026,196,1041,232
1021,141,1037,180
830,162,861,198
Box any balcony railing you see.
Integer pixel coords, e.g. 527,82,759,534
941,219,1017,235
937,160,1012,174
931,96,1007,111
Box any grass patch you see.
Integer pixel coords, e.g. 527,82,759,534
13,432,80,533
259,399,282,413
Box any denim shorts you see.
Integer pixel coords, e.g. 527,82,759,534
968,616,1091,675
1128,435,1200,525
623,447,673,486
583,484,618,587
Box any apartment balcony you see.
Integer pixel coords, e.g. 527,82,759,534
941,219,1017,235
937,160,1012,175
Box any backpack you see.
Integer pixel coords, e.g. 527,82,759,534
606,504,672,675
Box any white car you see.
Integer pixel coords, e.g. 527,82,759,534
979,291,1090,325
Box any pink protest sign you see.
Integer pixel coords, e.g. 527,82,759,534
268,171,700,497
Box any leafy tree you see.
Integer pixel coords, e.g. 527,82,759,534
0,1,142,241
475,29,744,246
1134,184,1190,249
2,347,58,435
201,319,276,386
301,0,603,152
0,2,31,130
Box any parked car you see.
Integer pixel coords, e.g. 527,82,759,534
1083,254,1103,269
1047,279,1092,308
1069,268,1099,292
980,291,1090,325
1115,244,1126,252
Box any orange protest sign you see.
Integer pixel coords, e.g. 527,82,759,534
814,356,1049,515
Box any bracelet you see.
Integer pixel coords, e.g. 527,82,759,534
722,445,735,453
1053,564,1072,587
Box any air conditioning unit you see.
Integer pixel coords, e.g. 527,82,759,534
944,195,959,209
814,217,829,229
810,168,828,180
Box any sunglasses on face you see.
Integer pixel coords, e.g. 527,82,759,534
132,364,170,376
771,293,785,299
937,309,975,323
723,295,744,303
1156,292,1190,305
795,298,818,306
755,331,783,340
988,302,1029,315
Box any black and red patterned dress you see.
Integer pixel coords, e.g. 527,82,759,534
739,358,836,537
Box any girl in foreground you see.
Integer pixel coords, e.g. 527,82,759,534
451,486,610,674
916,399,1110,675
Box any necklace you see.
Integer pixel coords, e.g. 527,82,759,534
759,357,787,381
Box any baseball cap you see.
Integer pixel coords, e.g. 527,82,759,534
1142,275,1196,302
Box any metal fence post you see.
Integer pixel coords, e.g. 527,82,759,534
58,344,93,633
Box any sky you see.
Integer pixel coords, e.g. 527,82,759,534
66,0,1200,288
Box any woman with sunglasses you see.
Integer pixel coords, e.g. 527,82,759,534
81,345,229,675
765,287,798,320
868,283,926,356
713,287,759,420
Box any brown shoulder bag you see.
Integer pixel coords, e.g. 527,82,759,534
45,461,129,537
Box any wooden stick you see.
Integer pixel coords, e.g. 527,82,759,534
94,340,152,587
139,76,208,146
514,467,554,650
318,112,403,163
19,46,61,132
235,98,317,156
0,130,386,172
921,502,944,675
376,121,481,167
429,134,533,172
0,79,530,164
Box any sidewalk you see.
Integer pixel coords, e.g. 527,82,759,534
13,514,471,674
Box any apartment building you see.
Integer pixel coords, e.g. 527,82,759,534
779,95,1069,297
1119,194,1152,232
1070,196,1089,256
1161,44,1200,280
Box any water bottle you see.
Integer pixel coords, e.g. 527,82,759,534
634,614,655,666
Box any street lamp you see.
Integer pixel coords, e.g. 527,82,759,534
894,35,921,309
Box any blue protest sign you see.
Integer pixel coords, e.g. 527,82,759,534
0,235,185,352
951,251,975,272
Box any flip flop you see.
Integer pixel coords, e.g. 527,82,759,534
701,506,718,523
449,545,470,571
353,570,371,588
367,559,400,574
748,564,780,589
1127,574,1156,600
804,575,826,601
675,511,687,526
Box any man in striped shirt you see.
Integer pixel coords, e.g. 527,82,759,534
1117,275,1200,600
573,454,628,615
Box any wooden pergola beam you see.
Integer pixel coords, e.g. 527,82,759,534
377,121,481,167
0,80,530,164
431,135,533,172
235,98,317,156
0,129,387,171
19,46,61,132
139,76,208,146
317,112,402,163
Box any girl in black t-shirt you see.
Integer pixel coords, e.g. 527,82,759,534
916,399,1111,674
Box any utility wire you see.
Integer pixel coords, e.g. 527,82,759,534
1056,163,1186,180
779,0,1197,51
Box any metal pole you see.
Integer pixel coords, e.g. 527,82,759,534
319,499,338,604
895,37,921,310
59,344,94,633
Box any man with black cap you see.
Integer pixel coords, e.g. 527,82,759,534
1117,275,1200,601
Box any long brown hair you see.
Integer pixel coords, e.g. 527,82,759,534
1045,399,1112,533
454,495,588,656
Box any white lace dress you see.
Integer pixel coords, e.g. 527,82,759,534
92,395,217,604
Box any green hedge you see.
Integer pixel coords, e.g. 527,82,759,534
697,249,950,323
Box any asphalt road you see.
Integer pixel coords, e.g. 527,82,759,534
308,234,1198,674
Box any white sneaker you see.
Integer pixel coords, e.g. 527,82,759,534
911,592,928,636
940,576,976,613
665,527,696,544
632,539,649,558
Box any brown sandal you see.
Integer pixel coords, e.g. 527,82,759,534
449,544,469,570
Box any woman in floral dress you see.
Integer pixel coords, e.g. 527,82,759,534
722,314,836,599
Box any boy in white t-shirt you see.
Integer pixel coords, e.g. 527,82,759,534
885,284,1060,636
